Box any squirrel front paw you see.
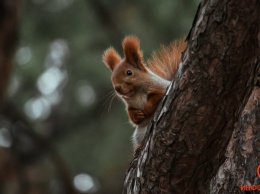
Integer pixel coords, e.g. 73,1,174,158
129,109,145,124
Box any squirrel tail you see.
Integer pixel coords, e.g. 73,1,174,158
147,38,186,81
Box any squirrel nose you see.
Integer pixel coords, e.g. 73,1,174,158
115,85,121,93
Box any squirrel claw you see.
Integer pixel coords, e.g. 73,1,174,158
133,145,142,157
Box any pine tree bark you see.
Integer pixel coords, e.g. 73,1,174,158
210,86,260,193
123,0,260,193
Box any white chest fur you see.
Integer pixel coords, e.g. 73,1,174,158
124,92,147,110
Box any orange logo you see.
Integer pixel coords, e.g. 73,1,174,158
240,165,260,191
257,165,260,178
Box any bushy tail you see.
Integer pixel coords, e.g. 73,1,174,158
146,39,186,81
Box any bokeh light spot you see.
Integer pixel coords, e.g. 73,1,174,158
0,128,12,148
73,173,96,193
15,46,32,65
37,67,66,95
24,97,51,120
76,82,96,106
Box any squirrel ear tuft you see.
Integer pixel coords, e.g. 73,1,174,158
122,36,146,71
103,47,122,71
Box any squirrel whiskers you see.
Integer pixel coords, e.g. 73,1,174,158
103,36,186,154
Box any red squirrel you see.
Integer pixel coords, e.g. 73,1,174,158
103,36,186,153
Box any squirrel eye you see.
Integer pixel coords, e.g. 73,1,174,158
126,70,133,76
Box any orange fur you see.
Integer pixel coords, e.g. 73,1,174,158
122,36,146,71
102,36,186,152
147,39,186,80
103,47,122,71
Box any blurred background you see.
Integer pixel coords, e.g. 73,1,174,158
0,0,199,193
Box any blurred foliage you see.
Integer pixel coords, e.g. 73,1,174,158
2,0,199,193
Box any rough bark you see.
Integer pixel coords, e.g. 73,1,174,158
210,86,260,193
123,0,260,193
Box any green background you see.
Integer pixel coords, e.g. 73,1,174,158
4,1,199,193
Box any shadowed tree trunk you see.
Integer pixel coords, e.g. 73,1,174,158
0,1,80,194
123,0,260,193
210,86,260,193
0,0,18,110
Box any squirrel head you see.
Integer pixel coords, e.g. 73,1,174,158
103,36,147,99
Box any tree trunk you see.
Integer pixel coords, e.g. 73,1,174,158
123,0,260,193
210,86,260,193
0,0,18,110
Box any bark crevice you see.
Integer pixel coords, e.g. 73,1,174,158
123,0,260,193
